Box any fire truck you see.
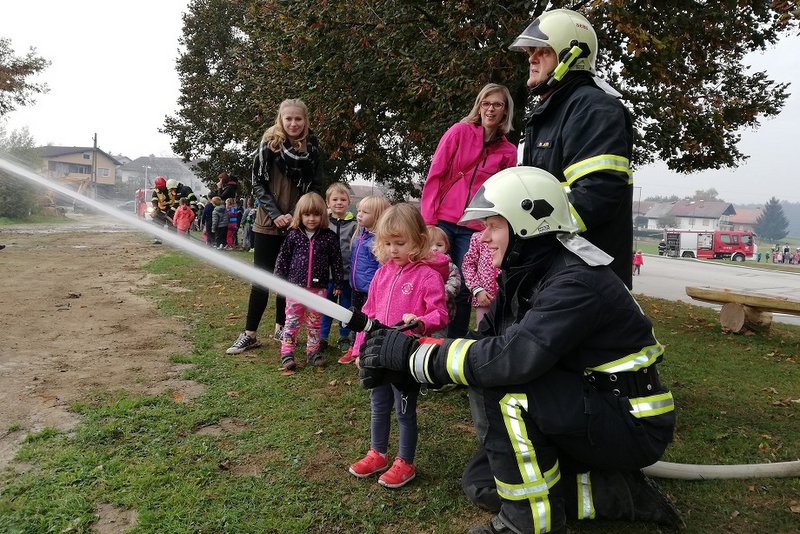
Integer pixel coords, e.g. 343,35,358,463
663,229,757,262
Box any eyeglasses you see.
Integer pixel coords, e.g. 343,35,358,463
480,101,506,110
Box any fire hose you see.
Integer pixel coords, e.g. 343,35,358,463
1,155,796,481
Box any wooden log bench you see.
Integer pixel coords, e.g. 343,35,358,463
685,286,800,334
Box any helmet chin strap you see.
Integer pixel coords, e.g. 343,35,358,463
529,42,587,96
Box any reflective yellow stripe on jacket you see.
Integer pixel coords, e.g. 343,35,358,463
563,154,633,186
444,338,476,385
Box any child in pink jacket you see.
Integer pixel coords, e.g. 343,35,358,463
172,198,195,235
461,229,499,326
348,203,449,489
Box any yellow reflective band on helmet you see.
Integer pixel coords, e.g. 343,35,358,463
628,391,674,418
497,393,560,533
576,472,596,520
567,203,587,232
586,342,664,374
564,155,632,186
445,339,476,385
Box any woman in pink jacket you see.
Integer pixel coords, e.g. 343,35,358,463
419,83,517,337
348,203,449,489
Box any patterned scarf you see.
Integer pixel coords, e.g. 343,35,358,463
276,135,318,193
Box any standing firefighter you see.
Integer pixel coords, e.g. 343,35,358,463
359,167,680,533
516,8,634,288
150,176,173,228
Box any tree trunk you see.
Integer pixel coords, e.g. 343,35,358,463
719,302,773,333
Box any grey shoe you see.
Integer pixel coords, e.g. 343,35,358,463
281,353,296,371
272,326,284,342
307,352,326,367
226,332,260,354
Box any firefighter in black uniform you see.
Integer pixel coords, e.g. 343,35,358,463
166,178,199,219
516,8,634,289
460,8,644,521
359,167,680,533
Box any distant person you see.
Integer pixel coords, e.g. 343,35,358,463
151,176,173,228
166,178,199,218
240,198,255,251
226,98,325,355
215,171,239,201
461,229,499,327
633,250,644,275
213,197,229,249
658,240,667,256
202,197,219,246
225,197,239,249
172,198,195,236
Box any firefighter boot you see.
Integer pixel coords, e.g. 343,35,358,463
591,470,684,529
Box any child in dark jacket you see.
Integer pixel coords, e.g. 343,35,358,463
274,192,344,370
212,198,229,249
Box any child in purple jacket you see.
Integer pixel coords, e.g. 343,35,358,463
348,203,449,489
274,193,343,370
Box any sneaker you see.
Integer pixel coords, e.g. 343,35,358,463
319,339,329,352
272,326,284,342
307,352,326,367
337,349,356,365
337,337,352,352
281,354,296,371
348,449,389,478
378,457,415,488
226,332,261,354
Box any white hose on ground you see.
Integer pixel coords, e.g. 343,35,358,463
643,460,800,480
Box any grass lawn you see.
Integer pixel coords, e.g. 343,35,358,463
1,250,798,533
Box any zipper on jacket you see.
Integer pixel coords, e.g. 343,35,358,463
307,233,316,287
462,148,489,213
383,265,405,321
351,232,362,289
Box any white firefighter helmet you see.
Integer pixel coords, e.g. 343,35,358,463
509,9,597,76
460,166,578,238
166,178,179,190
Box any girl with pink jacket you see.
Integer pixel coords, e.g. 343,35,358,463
461,230,499,327
348,204,449,489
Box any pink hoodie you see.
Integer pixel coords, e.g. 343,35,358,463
420,122,517,230
352,251,450,356
173,205,195,232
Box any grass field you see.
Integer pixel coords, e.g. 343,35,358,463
1,250,798,533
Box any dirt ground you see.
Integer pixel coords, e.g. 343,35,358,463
0,214,203,531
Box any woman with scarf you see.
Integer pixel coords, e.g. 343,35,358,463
226,98,326,355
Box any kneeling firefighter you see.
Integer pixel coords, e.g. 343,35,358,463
359,167,681,533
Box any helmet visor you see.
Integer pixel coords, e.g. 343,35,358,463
508,19,552,52
459,186,498,224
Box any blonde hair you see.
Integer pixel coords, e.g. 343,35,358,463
357,195,391,230
225,197,235,207
211,196,222,206
461,83,514,136
372,203,431,264
262,98,310,152
291,192,329,230
326,182,351,202
427,225,449,252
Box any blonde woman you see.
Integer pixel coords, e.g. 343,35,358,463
227,99,325,355
419,83,517,337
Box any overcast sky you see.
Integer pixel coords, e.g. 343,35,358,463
2,2,799,204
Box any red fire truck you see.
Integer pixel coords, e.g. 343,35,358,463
663,229,756,262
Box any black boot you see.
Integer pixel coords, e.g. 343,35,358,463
591,470,684,529
467,514,521,534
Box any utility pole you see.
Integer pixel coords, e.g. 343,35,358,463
92,133,98,199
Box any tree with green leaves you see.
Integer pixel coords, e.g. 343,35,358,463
754,196,789,241
0,126,40,218
164,1,798,196
0,38,48,119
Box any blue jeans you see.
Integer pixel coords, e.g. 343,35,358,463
321,280,352,341
370,383,419,463
437,220,475,337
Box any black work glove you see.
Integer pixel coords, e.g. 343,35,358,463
345,308,385,333
358,329,419,391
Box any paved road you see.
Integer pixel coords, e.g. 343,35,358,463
631,254,800,326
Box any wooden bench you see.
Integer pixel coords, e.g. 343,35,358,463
685,286,800,334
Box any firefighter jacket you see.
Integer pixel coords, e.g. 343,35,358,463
410,242,674,430
523,73,634,288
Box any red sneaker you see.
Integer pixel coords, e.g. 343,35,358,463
378,457,415,488
337,349,357,364
348,449,388,478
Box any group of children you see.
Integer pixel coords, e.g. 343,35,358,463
196,197,256,250
234,181,499,489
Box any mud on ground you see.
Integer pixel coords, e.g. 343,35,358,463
0,215,202,530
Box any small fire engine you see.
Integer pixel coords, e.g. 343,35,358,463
663,229,756,262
